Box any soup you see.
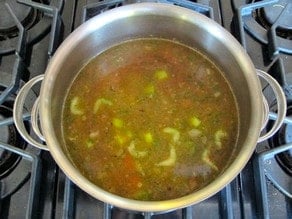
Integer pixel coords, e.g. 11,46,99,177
62,38,239,201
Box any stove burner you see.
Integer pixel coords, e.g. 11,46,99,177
262,0,292,31
235,0,292,55
269,103,292,176
0,0,63,55
0,96,26,179
257,0,292,39
285,73,292,99
0,0,39,41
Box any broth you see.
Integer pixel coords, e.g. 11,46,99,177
62,38,239,201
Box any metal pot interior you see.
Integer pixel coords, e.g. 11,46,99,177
40,3,263,212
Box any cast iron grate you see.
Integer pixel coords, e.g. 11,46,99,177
235,0,292,58
0,0,64,55
0,0,63,218
234,0,292,218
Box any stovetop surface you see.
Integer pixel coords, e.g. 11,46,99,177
0,0,291,218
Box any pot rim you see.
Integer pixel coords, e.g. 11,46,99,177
39,3,263,212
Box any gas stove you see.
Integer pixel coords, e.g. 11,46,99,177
0,0,291,218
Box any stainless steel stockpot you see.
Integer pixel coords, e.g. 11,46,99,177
13,3,286,213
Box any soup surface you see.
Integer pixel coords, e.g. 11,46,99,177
62,38,239,201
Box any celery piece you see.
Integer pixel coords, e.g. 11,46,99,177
114,130,132,145
70,96,84,115
126,130,133,138
189,116,201,127
135,162,145,176
206,68,211,75
214,129,227,149
155,70,168,80
188,129,202,138
214,92,221,97
115,135,126,145
134,190,150,200
112,118,123,128
89,131,99,139
156,144,176,166
86,138,95,148
94,98,113,113
202,149,218,171
144,132,153,144
144,84,155,95
163,127,180,143
128,141,148,158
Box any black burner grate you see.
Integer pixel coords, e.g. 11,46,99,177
0,0,63,55
233,0,292,218
0,142,41,218
235,0,292,57
0,0,64,218
0,0,291,218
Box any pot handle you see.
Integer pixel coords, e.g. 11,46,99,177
13,75,49,151
256,69,287,143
